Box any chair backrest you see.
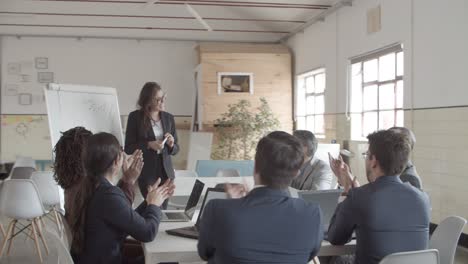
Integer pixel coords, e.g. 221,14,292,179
175,170,198,178
31,171,61,207
44,225,74,264
9,167,36,180
195,160,254,177
215,168,240,177
0,179,45,219
379,249,439,264
430,215,467,264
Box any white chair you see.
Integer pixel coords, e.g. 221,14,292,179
0,179,49,263
44,225,74,264
215,168,240,177
175,170,198,178
31,171,63,233
379,249,439,264
430,215,467,264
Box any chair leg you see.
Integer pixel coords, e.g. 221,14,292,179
31,218,43,263
53,209,62,233
0,221,15,257
0,224,5,237
6,220,17,255
34,218,49,256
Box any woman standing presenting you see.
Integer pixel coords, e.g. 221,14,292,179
125,82,179,205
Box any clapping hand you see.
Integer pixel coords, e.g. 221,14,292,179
122,149,144,185
146,179,176,207
328,153,359,193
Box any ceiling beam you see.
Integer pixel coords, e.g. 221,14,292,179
185,4,212,31
0,11,305,23
36,0,332,9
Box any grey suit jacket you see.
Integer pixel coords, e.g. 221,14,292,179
327,176,430,264
197,187,323,264
291,158,334,190
400,161,422,189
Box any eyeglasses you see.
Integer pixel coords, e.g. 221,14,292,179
153,93,167,103
361,152,369,159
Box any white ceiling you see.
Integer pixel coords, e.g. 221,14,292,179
0,0,341,42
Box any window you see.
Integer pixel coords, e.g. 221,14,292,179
350,45,404,140
296,68,325,137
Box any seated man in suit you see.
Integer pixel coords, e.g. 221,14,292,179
327,130,430,264
197,131,323,264
291,130,334,190
389,126,422,189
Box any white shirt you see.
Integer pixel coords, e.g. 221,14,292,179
151,120,164,140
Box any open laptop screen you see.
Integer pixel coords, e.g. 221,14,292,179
184,179,205,218
298,189,343,229
195,188,227,228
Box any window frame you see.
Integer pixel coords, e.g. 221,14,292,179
295,68,326,137
350,44,404,140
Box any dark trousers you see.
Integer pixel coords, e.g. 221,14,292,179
138,154,169,209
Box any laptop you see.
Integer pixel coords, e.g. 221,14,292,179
298,189,345,240
161,179,205,222
166,187,227,239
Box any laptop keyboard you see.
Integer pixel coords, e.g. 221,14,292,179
165,212,186,219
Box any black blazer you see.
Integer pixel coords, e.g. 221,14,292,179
197,187,323,264
124,110,179,183
77,177,162,264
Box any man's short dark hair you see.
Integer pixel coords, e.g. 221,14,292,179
367,130,411,176
389,126,416,150
293,130,318,157
255,131,304,189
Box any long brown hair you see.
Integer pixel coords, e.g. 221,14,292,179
71,132,121,255
137,82,162,132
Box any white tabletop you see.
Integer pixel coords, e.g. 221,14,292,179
143,221,356,264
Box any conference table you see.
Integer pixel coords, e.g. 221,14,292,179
143,221,356,264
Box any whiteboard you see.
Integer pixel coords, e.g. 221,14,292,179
315,143,340,166
44,83,124,150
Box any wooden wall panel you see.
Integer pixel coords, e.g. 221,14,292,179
198,43,293,132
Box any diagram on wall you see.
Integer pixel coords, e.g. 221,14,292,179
0,115,52,162
2,56,55,114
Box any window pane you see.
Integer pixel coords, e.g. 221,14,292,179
306,116,315,132
363,59,378,82
306,76,315,93
363,85,378,111
397,52,404,77
379,83,395,110
396,110,404,127
315,95,324,114
379,110,395,129
379,52,396,82
297,117,306,130
351,72,363,112
297,95,306,116
315,73,326,93
363,112,378,137
396,80,403,108
315,115,324,134
306,96,315,115
352,62,362,76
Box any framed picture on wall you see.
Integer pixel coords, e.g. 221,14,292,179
217,72,254,95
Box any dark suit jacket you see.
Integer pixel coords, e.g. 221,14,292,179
197,187,323,264
400,161,422,189
327,176,430,264
77,177,162,264
124,110,179,184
